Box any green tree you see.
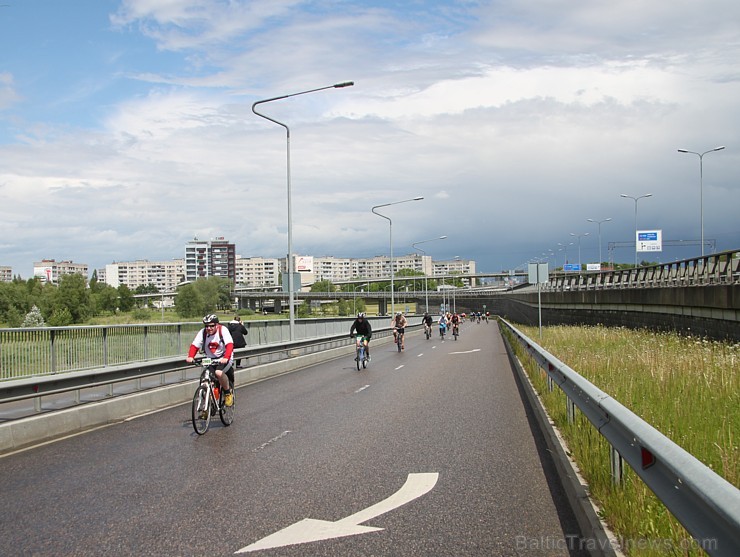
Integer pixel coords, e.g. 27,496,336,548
297,299,311,317
175,283,204,318
118,284,135,312
310,279,335,294
48,307,73,326
91,284,119,314
54,273,91,323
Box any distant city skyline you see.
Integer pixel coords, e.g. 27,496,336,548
1,2,738,276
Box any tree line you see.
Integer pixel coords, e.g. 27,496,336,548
0,273,234,327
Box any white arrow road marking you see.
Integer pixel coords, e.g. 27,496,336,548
449,349,481,355
236,473,439,553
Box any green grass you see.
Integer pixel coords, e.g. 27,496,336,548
511,324,738,556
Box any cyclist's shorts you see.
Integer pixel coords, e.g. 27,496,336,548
395,327,405,334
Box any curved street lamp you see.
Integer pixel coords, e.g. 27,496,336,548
569,232,590,270
372,197,424,316
587,218,612,267
252,81,354,339
412,235,447,313
620,193,652,267
677,146,725,257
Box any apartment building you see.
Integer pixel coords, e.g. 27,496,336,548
433,258,477,286
32,259,88,284
0,266,12,283
235,256,279,288
278,253,437,284
103,259,185,292
185,237,236,282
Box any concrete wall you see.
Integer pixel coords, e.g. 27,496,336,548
455,285,739,341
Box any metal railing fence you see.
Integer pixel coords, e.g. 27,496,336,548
499,318,740,556
543,248,739,291
0,317,388,380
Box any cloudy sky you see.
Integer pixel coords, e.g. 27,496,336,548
1,0,738,278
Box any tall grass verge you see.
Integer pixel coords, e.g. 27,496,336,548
513,324,738,557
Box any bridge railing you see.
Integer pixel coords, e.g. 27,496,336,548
499,318,740,556
543,248,739,291
0,316,389,380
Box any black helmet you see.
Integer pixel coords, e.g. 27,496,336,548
203,314,219,325
357,312,365,318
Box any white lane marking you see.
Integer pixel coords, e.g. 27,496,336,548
449,349,481,355
417,353,423,357
236,473,439,553
394,365,404,371
354,385,370,393
252,431,292,453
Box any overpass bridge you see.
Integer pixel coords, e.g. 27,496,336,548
232,249,739,341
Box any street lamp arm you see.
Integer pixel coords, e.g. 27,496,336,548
252,81,354,110
252,81,354,129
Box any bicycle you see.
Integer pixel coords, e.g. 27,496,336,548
424,324,432,340
352,335,369,370
191,358,235,435
452,323,459,341
439,323,446,340
394,327,405,352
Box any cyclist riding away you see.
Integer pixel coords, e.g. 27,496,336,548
421,312,433,338
391,311,408,350
349,312,373,361
186,314,235,407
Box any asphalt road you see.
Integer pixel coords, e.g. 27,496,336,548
0,322,587,556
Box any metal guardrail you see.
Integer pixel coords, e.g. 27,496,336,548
0,316,389,380
543,248,739,291
0,321,417,411
499,318,740,556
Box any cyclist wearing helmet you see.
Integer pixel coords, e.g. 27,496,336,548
349,312,373,361
391,311,408,350
186,314,236,406
421,312,433,337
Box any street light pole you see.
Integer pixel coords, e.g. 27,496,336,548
252,81,354,340
586,218,612,267
620,193,653,267
372,197,424,317
677,146,725,257
412,235,447,313
569,232,590,270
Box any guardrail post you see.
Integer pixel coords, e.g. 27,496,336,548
566,396,576,424
610,446,624,485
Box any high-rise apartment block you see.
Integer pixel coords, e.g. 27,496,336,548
0,266,12,283
185,237,236,282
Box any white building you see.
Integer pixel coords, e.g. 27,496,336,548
235,256,280,288
33,259,88,284
0,266,12,283
103,259,185,292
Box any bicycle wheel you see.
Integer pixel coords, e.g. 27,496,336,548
397,336,402,352
219,389,235,426
192,385,211,435
362,347,368,369
356,347,362,370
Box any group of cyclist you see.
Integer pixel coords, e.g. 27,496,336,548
189,307,492,401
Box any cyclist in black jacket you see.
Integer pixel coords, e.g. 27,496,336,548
349,312,373,361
